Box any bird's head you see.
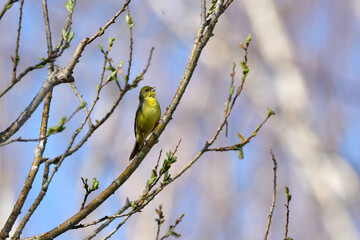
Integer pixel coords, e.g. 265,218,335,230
139,86,156,100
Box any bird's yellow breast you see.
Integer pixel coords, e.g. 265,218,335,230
136,96,161,138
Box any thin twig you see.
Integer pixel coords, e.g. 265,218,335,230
264,150,277,240
11,0,24,83
225,63,236,137
284,187,292,239
159,213,184,240
102,215,131,240
73,202,131,230
155,205,164,240
0,136,47,146
126,5,133,82
80,178,91,210
71,83,93,128
79,177,99,210
42,0,54,73
53,1,75,54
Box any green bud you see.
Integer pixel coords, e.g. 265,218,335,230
267,108,276,118
68,31,74,42
62,28,68,39
246,34,252,45
108,37,115,47
99,27,105,36
93,181,99,190
78,101,87,110
230,86,235,95
106,66,116,72
243,67,249,75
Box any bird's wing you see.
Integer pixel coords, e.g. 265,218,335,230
134,100,143,136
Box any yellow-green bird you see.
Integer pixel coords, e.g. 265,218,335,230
129,86,161,160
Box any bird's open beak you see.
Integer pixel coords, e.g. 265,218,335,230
151,87,156,92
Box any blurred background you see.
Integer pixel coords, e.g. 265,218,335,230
1,0,360,239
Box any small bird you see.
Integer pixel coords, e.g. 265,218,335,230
129,86,161,160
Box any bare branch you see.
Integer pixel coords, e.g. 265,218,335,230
80,177,99,210
126,5,134,81
102,215,131,240
42,0,54,73
0,136,47,147
264,150,278,240
53,0,75,53
159,213,184,240
155,205,164,240
71,83,93,128
11,0,24,83
284,187,292,240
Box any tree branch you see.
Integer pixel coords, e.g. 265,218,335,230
284,187,292,240
11,0,24,84
264,150,278,240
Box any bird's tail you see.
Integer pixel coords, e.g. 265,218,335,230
129,141,140,160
